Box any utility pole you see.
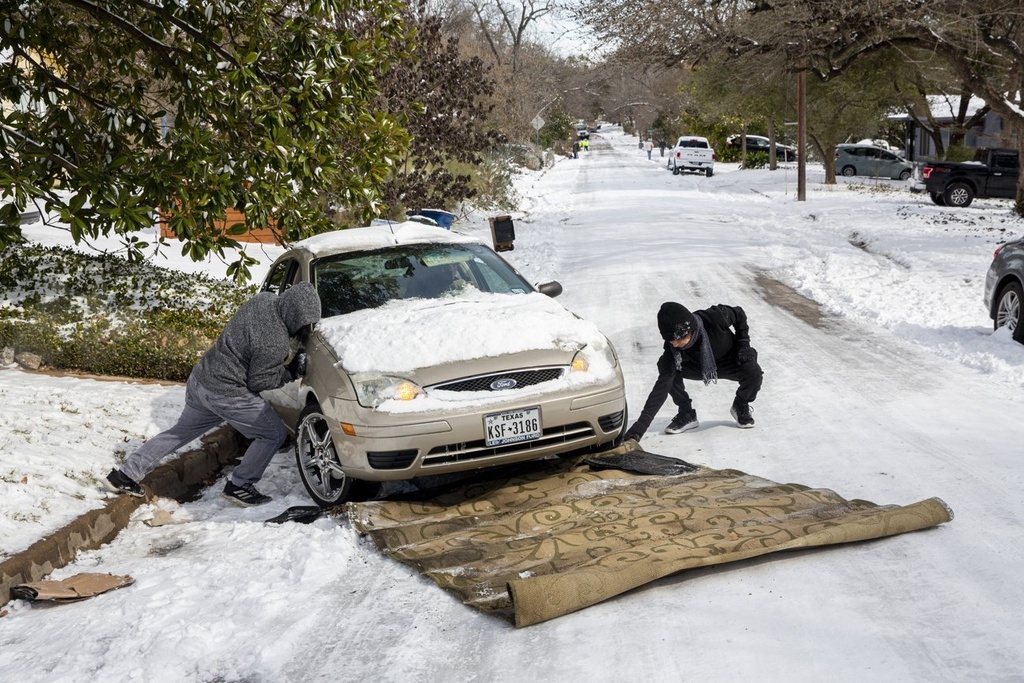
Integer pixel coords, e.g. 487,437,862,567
797,70,807,201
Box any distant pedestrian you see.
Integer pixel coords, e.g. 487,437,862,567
646,139,654,160
659,140,666,157
104,283,322,506
572,139,580,159
621,301,763,442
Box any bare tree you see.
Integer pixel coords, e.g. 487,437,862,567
572,0,1024,213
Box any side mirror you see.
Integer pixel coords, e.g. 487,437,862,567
536,281,562,298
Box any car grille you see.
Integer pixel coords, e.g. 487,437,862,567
423,421,595,466
431,367,564,393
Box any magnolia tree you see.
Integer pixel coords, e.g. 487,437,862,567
0,0,413,280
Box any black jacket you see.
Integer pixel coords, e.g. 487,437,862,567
628,304,750,438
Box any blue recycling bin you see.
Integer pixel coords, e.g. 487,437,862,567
417,209,456,229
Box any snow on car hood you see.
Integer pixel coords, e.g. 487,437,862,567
317,290,614,375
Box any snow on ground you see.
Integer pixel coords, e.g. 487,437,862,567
2,126,1024,682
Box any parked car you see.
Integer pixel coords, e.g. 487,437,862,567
915,148,1018,208
260,222,628,505
669,136,715,176
834,144,913,180
984,236,1024,344
726,134,797,161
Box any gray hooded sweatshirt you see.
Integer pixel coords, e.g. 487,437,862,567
192,282,322,397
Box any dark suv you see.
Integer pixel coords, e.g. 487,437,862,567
726,135,797,161
984,237,1024,344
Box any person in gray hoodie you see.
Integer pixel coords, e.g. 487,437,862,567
105,282,322,506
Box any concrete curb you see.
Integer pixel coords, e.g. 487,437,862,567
0,426,247,605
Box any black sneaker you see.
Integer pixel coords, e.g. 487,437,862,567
104,468,145,498
222,481,273,507
731,403,755,428
664,412,699,434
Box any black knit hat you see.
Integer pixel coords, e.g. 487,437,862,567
657,302,697,341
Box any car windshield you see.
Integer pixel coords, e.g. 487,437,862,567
311,243,533,317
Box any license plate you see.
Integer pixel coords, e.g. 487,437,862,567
484,407,541,446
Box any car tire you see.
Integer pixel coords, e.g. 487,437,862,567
929,192,946,206
672,165,680,175
943,181,974,207
295,401,355,507
899,169,912,181
705,168,713,177
994,280,1024,344
841,166,856,177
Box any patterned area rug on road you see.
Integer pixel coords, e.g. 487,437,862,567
347,445,952,627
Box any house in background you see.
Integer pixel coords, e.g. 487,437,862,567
890,95,1015,161
158,207,280,245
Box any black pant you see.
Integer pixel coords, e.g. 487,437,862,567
669,357,763,414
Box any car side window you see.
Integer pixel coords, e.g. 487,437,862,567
263,259,299,293
992,153,1017,170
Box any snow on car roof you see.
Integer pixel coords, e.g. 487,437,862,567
290,221,478,257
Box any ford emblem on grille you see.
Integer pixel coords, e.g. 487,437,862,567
490,377,517,390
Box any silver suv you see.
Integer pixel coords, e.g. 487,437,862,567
835,144,913,180
984,237,1024,344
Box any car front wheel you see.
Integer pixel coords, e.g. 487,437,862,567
841,165,856,177
899,169,912,181
295,402,354,507
943,181,974,207
995,281,1024,343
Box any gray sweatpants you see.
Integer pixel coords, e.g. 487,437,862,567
120,374,288,487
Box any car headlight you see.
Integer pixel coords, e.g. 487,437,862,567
351,373,424,407
570,340,618,376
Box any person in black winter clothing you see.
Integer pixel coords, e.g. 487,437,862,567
622,301,763,441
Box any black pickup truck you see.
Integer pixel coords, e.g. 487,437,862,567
917,148,1019,207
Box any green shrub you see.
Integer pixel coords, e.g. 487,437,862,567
0,242,253,381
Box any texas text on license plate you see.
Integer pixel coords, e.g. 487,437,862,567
484,407,541,446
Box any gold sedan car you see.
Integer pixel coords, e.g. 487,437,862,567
261,222,627,506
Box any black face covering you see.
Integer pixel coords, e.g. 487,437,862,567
669,315,718,386
676,326,699,350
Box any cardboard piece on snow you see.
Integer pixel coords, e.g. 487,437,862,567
10,573,134,602
144,509,176,527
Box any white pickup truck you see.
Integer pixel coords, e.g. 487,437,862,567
668,136,715,177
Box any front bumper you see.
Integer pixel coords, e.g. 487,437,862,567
324,383,627,480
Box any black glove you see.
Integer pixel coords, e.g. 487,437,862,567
736,346,758,365
287,352,308,379
620,428,642,444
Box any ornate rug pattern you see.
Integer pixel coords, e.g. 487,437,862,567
348,448,952,627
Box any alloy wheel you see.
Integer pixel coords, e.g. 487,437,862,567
296,409,351,505
997,288,1020,332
